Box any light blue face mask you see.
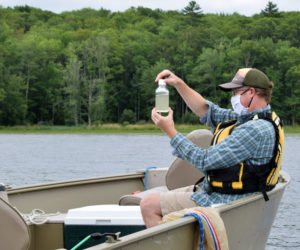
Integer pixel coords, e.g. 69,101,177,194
231,94,249,115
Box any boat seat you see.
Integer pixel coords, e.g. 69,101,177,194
0,184,30,250
119,129,213,206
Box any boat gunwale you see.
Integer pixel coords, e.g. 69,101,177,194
7,172,145,194
8,170,290,201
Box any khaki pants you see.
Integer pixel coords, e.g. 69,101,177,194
160,185,199,216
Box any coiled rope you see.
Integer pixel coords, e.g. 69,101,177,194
183,210,221,250
22,208,60,225
183,213,205,250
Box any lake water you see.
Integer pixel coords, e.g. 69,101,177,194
0,134,299,249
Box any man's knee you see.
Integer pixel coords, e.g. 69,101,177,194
140,194,160,214
140,194,163,228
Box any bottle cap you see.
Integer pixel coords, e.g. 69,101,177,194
158,79,166,86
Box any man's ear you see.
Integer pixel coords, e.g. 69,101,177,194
250,87,256,95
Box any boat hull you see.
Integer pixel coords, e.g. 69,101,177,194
6,170,290,250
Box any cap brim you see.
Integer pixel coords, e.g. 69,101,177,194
218,82,242,91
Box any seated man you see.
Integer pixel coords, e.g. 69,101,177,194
140,68,283,228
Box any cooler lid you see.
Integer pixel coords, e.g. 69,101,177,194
65,205,145,225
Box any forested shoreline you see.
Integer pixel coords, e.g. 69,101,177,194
0,2,300,126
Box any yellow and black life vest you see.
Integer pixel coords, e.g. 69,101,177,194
207,112,284,201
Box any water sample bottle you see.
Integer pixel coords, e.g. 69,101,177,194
155,79,169,112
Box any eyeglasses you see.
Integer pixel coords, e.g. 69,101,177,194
232,88,250,96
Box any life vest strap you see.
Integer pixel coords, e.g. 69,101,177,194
193,176,205,192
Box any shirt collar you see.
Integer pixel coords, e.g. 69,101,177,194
237,105,271,123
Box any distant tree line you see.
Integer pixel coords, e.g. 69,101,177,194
0,1,299,126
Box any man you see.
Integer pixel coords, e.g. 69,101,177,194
140,68,283,228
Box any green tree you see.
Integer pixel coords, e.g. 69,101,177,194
188,47,227,105
0,74,27,125
99,29,124,123
64,50,82,126
275,45,300,125
182,1,203,16
120,109,136,124
285,65,300,126
181,1,203,25
32,37,64,124
81,34,110,126
248,17,277,39
260,1,281,18
15,33,40,122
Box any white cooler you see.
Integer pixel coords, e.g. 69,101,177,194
64,205,145,249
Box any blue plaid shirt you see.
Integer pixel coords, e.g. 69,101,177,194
170,100,276,206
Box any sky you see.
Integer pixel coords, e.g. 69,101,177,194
1,0,300,16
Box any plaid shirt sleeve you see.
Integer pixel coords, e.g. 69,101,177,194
200,100,238,130
171,119,274,172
